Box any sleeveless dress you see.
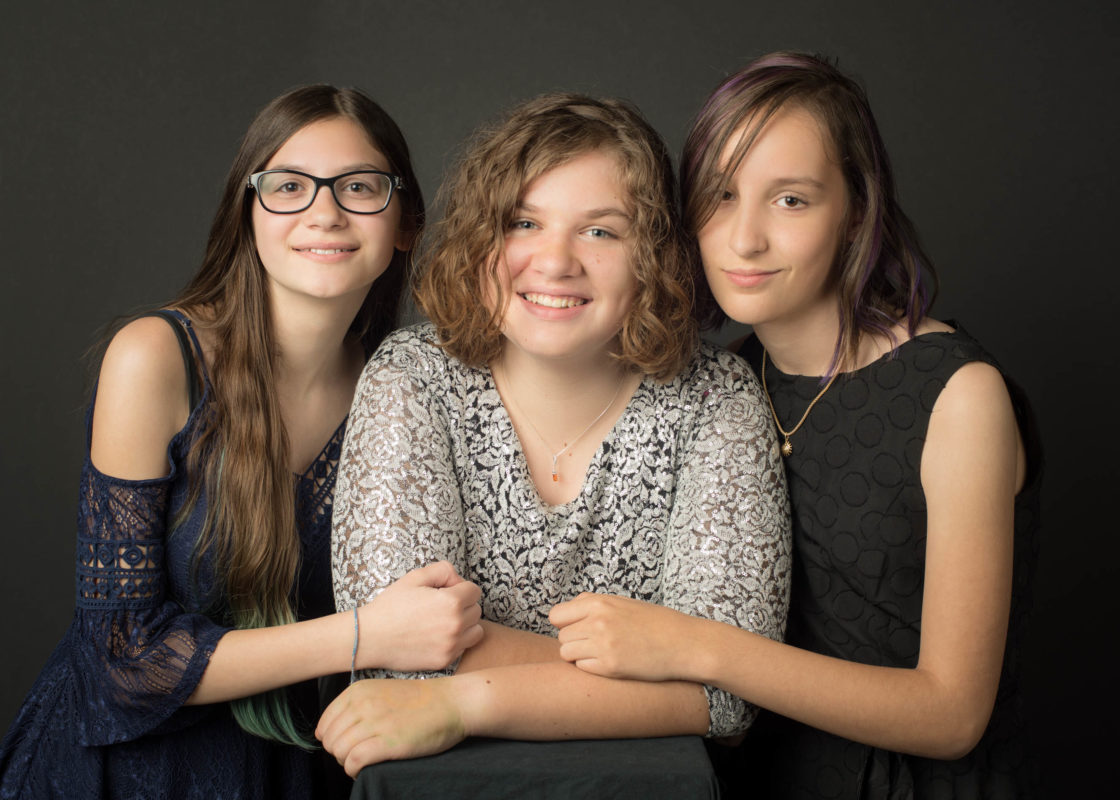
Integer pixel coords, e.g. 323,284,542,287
331,323,793,737
0,311,343,799
731,325,1042,799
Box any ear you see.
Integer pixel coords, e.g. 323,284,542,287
845,204,863,243
395,225,416,252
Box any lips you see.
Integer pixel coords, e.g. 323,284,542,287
293,245,358,254
520,292,588,309
723,269,778,288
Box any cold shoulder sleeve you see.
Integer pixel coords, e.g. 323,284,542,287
69,437,229,746
664,347,792,736
331,328,468,678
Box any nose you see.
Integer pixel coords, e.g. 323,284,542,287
303,184,346,228
531,232,580,277
728,202,767,258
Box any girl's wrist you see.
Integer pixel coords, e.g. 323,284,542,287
682,616,731,686
445,671,492,738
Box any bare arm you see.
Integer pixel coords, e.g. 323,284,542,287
190,561,483,704
552,361,1024,759
317,664,708,776
94,319,481,708
455,621,561,672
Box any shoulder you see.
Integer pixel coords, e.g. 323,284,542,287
91,314,194,479
871,319,1005,397
353,322,483,409
660,341,772,436
359,323,445,385
934,359,1013,417
98,315,191,406
677,340,762,399
366,323,448,372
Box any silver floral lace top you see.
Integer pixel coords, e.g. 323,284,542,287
331,324,792,736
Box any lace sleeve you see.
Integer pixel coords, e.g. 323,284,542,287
70,460,228,746
663,349,792,737
331,330,467,679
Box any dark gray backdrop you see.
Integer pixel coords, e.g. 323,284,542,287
2,1,1114,794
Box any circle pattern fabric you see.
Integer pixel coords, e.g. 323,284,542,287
733,325,1042,799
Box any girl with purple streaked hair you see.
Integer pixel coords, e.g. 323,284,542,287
551,51,1042,798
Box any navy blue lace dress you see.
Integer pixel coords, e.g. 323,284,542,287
0,311,343,799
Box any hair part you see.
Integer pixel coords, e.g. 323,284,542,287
415,92,697,381
168,84,422,746
681,51,937,375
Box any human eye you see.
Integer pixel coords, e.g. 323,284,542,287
508,218,537,231
266,173,310,195
339,174,388,198
586,227,617,240
776,194,806,209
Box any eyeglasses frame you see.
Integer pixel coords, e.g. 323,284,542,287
246,168,405,215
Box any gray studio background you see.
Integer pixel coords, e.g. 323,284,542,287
2,1,1114,794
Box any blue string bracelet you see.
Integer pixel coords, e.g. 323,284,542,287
349,607,359,684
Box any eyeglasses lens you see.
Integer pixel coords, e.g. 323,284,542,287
256,171,393,213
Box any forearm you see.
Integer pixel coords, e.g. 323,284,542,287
453,662,709,740
688,619,995,759
187,610,352,704
456,621,562,673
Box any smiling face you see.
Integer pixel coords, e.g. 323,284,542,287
495,148,638,365
698,104,851,339
251,116,406,309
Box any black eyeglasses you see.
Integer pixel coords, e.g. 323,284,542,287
247,169,404,214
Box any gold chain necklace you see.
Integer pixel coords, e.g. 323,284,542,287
760,349,838,457
496,363,625,482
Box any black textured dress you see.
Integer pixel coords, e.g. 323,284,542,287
731,325,1042,799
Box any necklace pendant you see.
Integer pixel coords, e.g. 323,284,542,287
552,472,559,482
781,438,793,457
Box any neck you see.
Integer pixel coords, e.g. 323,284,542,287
493,344,635,442
270,292,364,396
754,309,843,377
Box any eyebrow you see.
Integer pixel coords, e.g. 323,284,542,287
767,176,827,191
267,162,386,174
518,202,633,221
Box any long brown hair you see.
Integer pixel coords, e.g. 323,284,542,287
416,92,697,380
173,85,422,744
682,52,937,375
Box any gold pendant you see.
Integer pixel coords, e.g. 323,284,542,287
781,438,793,457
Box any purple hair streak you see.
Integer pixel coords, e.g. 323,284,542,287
682,51,937,379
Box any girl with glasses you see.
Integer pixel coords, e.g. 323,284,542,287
0,85,483,799
550,52,1042,798
319,92,792,773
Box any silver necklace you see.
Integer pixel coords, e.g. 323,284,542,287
496,363,625,483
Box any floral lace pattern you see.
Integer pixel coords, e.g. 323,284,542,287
332,324,792,737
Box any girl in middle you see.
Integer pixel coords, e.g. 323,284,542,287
320,92,792,773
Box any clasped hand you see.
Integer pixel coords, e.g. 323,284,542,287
356,561,484,672
549,592,694,682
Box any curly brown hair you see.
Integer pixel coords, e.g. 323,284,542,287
415,92,697,381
